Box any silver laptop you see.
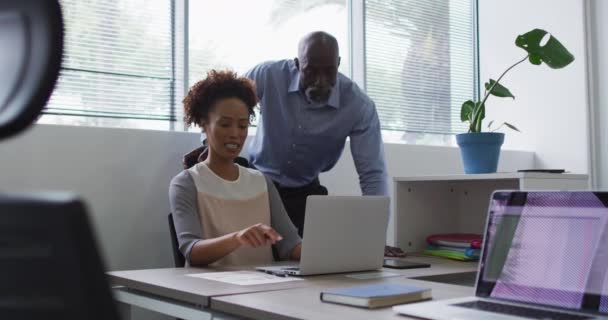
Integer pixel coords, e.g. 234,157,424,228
257,195,389,276
394,191,608,320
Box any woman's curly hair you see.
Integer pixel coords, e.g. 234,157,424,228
183,70,257,127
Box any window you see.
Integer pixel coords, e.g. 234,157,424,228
40,0,179,130
364,0,478,143
188,0,349,85
40,0,478,146
187,0,349,131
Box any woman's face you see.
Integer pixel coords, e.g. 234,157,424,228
202,97,250,162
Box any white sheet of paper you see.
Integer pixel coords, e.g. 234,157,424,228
186,271,303,286
344,271,402,280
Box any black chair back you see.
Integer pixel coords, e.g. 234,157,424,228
0,194,120,319
168,213,185,267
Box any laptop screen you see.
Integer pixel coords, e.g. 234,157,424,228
476,191,608,315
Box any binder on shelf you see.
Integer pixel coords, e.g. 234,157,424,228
426,233,482,248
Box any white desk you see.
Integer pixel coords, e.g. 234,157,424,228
393,173,589,252
212,277,473,320
110,255,477,320
109,266,310,320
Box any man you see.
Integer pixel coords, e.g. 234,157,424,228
186,31,404,257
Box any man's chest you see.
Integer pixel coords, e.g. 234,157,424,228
260,93,353,139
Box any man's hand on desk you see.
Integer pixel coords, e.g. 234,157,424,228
384,245,406,257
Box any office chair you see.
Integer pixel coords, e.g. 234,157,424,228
183,145,250,170
168,213,186,267
0,194,121,319
0,1,120,319
0,0,63,140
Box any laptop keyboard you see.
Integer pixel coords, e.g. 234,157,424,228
453,300,592,320
281,267,300,271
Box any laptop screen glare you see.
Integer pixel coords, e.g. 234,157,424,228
478,192,608,314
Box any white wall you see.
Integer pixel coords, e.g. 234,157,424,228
0,124,533,271
478,0,589,174
0,124,199,271
587,0,608,188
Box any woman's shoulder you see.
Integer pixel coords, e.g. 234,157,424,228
170,170,194,186
168,170,196,197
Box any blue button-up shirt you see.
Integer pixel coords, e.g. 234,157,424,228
244,59,388,196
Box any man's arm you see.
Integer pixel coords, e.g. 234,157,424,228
243,63,267,100
349,100,388,196
349,104,405,257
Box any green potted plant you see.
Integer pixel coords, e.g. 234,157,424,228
458,28,575,174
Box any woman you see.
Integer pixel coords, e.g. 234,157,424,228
169,70,301,267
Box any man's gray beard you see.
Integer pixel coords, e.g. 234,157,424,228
305,87,330,104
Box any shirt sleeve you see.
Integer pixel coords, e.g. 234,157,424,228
265,175,302,260
349,99,389,196
168,171,204,264
244,63,266,100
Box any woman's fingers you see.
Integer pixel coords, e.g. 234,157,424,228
241,232,258,247
238,224,283,248
260,225,282,243
249,227,268,246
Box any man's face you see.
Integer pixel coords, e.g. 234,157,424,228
297,47,339,104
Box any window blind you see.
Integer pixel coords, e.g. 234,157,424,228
365,0,477,135
46,0,176,121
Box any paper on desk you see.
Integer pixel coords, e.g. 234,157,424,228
186,271,303,286
344,271,402,280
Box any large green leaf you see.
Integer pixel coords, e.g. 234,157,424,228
515,29,574,69
461,100,475,122
485,79,515,99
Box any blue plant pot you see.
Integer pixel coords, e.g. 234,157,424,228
456,132,505,174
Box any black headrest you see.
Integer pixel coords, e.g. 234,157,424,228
0,0,63,140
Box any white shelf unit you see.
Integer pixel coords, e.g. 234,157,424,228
393,173,589,253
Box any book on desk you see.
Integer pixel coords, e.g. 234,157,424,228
320,283,432,309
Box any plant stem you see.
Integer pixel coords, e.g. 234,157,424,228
471,55,529,132
479,55,529,110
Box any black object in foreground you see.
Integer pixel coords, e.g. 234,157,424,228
0,194,120,320
517,169,566,173
383,259,431,269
